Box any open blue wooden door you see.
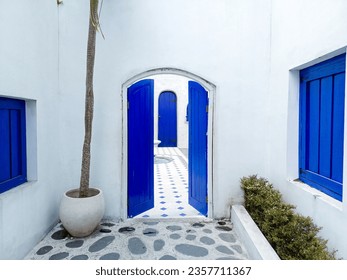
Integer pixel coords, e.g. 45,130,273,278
127,79,154,217
188,81,208,216
158,91,177,147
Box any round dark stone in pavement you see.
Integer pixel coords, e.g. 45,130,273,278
99,253,120,260
159,255,177,260
217,221,226,225
51,229,69,240
175,244,208,257
71,254,89,260
218,233,236,243
203,229,212,234
119,227,135,233
216,245,234,255
186,229,196,233
186,234,196,241
154,239,165,251
143,228,158,236
128,237,147,255
192,223,205,228
49,252,69,260
215,226,232,232
89,236,115,253
200,236,215,245
143,221,159,226
101,222,115,227
100,228,112,233
66,240,84,248
231,245,243,254
170,233,181,240
166,225,182,231
36,245,53,255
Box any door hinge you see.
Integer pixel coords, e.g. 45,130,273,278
206,196,208,203
127,101,129,109
206,105,209,113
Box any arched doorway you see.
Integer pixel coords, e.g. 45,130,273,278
122,68,215,219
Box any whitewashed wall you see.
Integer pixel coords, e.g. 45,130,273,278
0,1,61,259
1,0,273,259
268,0,347,259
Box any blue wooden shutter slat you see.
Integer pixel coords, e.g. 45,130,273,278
10,110,21,178
0,109,11,182
319,76,333,178
331,72,345,183
307,80,320,173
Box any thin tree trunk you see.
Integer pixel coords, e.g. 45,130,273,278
79,0,98,197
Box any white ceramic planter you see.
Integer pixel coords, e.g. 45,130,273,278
59,188,105,237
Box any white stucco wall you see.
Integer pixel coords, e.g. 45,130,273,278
1,0,272,259
0,1,61,259
151,74,189,149
267,0,347,259
8,0,347,260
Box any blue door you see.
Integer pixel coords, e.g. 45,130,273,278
127,79,154,217
158,91,177,147
188,81,208,216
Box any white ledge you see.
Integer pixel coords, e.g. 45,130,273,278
231,205,280,260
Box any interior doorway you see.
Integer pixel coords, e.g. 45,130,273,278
122,68,215,220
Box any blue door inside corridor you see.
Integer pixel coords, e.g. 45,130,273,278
158,91,177,147
188,81,208,216
127,79,154,217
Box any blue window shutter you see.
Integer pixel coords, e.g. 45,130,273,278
299,54,346,201
0,97,27,193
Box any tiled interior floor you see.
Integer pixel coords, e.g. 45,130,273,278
135,147,203,218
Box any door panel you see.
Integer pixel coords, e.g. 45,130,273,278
188,81,208,216
127,79,154,217
158,91,177,147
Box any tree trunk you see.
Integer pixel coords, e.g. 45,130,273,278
79,0,99,197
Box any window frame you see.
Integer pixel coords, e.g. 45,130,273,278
299,54,346,201
0,97,27,193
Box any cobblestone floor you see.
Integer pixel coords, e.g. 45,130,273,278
25,219,249,260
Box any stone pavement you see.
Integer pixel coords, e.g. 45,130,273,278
25,219,249,260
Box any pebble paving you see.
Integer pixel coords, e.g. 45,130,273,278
25,219,249,260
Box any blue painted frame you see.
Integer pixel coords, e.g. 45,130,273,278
299,54,346,201
0,97,27,193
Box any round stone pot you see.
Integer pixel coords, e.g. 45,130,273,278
59,188,105,237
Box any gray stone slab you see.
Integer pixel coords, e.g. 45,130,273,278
175,244,209,257
71,254,89,260
159,255,177,260
99,253,120,260
128,237,147,255
119,227,135,233
89,236,115,253
66,240,84,248
218,233,236,243
51,230,69,240
216,245,235,255
186,234,196,241
49,252,69,260
143,228,158,236
216,226,232,231
231,244,243,254
36,245,53,255
166,225,182,231
170,233,181,240
154,239,165,251
200,236,215,245
203,229,212,234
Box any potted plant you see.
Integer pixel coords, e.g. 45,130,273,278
59,0,105,237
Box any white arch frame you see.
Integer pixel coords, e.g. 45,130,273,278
121,68,216,220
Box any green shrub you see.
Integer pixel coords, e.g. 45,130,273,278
240,175,336,260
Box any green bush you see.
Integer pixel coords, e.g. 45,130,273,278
241,175,336,260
